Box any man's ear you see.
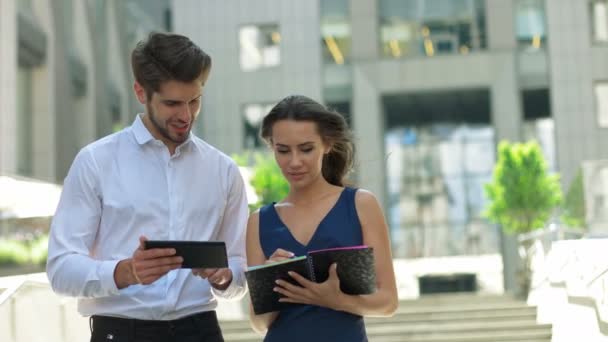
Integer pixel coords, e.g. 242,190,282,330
133,82,147,104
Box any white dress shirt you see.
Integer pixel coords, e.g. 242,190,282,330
47,114,248,320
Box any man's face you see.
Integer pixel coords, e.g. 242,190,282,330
136,70,209,150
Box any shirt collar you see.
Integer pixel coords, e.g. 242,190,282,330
131,114,195,151
132,114,155,145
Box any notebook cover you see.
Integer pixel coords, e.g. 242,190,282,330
307,246,376,295
245,256,311,315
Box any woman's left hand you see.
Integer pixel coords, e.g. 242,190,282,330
275,263,345,310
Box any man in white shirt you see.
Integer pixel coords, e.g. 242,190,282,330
46,32,248,342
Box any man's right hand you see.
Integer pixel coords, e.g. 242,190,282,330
114,236,183,289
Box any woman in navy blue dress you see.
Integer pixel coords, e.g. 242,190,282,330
245,95,398,342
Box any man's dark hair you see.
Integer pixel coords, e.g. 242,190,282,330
131,32,211,98
260,95,355,187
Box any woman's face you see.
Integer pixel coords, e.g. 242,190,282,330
271,120,330,189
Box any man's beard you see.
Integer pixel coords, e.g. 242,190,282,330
146,103,190,144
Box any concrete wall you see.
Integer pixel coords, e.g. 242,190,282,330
173,0,323,155
547,0,608,187
0,1,168,183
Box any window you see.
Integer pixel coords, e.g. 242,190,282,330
591,0,608,42
243,103,274,149
379,0,487,59
515,0,547,51
321,0,351,65
239,24,280,71
595,82,608,127
17,67,33,176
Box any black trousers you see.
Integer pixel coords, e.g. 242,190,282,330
90,311,224,342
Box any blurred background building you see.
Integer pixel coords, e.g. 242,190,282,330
2,0,608,287
0,0,171,183
170,0,608,259
2,1,608,340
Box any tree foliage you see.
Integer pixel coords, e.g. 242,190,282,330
560,169,586,229
484,140,562,234
234,152,289,211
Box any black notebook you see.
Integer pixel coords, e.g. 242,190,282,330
245,246,376,315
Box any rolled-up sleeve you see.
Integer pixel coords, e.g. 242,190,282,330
211,163,249,300
46,147,120,298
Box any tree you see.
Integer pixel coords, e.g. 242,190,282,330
484,140,562,297
560,169,586,229
234,152,289,211
485,140,562,234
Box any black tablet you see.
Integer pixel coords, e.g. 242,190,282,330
144,240,228,269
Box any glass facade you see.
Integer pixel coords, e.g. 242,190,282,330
243,103,273,149
386,124,498,258
379,0,487,58
595,82,608,127
516,0,547,51
321,0,351,65
591,0,608,43
239,24,281,71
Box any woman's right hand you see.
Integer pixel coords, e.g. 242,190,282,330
266,248,295,264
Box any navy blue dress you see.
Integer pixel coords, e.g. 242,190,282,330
258,187,368,342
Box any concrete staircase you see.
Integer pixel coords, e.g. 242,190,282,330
218,293,552,342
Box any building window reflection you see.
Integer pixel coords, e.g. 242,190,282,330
243,103,273,149
516,0,547,51
595,82,608,127
386,125,497,258
379,0,487,59
239,24,281,71
591,0,608,42
321,0,351,65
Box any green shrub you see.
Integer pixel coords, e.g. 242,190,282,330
0,239,31,265
234,152,290,211
560,169,586,229
30,235,49,265
0,234,49,266
484,140,562,234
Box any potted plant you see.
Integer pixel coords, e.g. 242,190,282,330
484,140,562,298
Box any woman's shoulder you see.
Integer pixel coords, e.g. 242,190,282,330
352,188,381,211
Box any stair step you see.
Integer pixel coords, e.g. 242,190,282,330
368,329,552,342
404,293,520,305
367,322,552,336
397,301,533,314
218,294,552,342
220,311,540,334
222,328,553,342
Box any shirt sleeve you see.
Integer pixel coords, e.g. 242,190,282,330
46,147,121,298
211,162,249,300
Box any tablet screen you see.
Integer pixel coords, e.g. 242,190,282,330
144,240,228,268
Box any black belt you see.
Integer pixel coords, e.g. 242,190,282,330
90,311,222,341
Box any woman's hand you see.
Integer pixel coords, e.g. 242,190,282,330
266,248,295,264
274,263,345,311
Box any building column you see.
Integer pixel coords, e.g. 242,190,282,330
352,66,385,207
487,0,523,295
0,0,18,174
349,0,378,61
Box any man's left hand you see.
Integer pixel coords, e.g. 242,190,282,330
193,268,232,290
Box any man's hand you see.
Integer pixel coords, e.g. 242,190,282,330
114,236,183,289
192,268,233,290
